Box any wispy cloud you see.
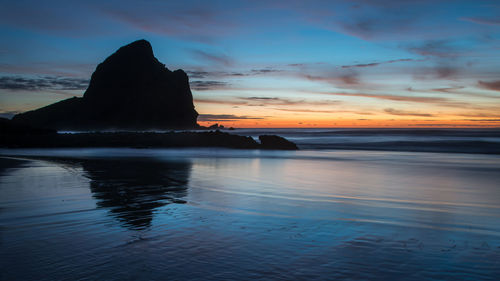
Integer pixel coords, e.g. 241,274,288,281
0,1,105,36
0,63,94,77
239,97,341,106
326,92,448,103
430,86,465,93
0,75,89,91
100,1,236,42
186,68,284,79
341,58,414,69
194,96,341,107
191,50,233,67
273,108,373,115
186,71,210,79
461,17,500,26
190,80,229,91
461,119,500,122
198,114,264,121
478,80,500,91
194,98,245,106
303,72,362,87
407,40,461,58
384,108,434,117
332,5,419,41
250,69,282,74
412,65,460,80
457,112,500,118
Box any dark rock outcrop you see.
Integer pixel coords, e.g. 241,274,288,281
0,131,260,149
0,130,299,150
259,135,298,150
12,40,198,130
0,117,55,135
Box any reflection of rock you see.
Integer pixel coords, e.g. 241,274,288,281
13,40,198,130
81,158,191,230
259,135,298,150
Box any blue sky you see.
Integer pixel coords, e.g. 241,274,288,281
1,0,500,127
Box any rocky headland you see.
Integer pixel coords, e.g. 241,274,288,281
5,40,297,150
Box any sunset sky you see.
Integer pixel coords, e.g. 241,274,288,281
1,0,500,128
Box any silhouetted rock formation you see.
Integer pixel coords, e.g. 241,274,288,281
12,40,198,130
259,135,298,150
0,130,299,150
0,131,259,149
0,117,56,135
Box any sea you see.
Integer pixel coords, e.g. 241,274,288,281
1,129,500,280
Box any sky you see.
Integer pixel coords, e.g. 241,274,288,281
1,0,500,128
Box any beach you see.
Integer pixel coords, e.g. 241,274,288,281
1,145,500,280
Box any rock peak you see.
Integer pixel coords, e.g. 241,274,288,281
13,40,198,130
111,39,154,60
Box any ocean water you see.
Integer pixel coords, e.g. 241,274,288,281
1,140,500,280
230,128,500,153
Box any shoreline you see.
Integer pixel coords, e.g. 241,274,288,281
0,130,298,150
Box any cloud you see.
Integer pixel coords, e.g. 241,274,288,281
406,40,461,58
336,17,416,41
407,123,500,127
409,86,500,100
190,80,229,91
186,71,210,79
433,66,459,79
250,69,282,74
0,63,94,77
478,80,500,91
461,119,500,122
304,72,361,87
326,92,448,103
186,68,284,80
273,108,339,114
239,97,342,106
412,65,460,80
100,1,237,42
457,112,500,118
341,58,414,69
0,75,89,91
194,96,341,107
191,50,233,67
461,17,500,26
198,114,264,121
316,0,432,41
430,86,465,93
273,108,373,115
322,91,500,112
384,108,434,117
339,73,360,85
194,98,249,106
0,1,106,36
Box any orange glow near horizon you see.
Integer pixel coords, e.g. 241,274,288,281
193,90,500,129
198,118,500,128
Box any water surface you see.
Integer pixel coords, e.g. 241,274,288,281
1,148,500,280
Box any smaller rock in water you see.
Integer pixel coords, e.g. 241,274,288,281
259,135,298,150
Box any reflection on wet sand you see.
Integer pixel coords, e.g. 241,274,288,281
1,150,500,280
81,158,192,229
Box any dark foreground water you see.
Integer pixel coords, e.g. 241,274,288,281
1,148,500,280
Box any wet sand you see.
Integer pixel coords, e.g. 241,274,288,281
1,148,500,280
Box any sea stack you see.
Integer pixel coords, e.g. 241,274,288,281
13,40,199,130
